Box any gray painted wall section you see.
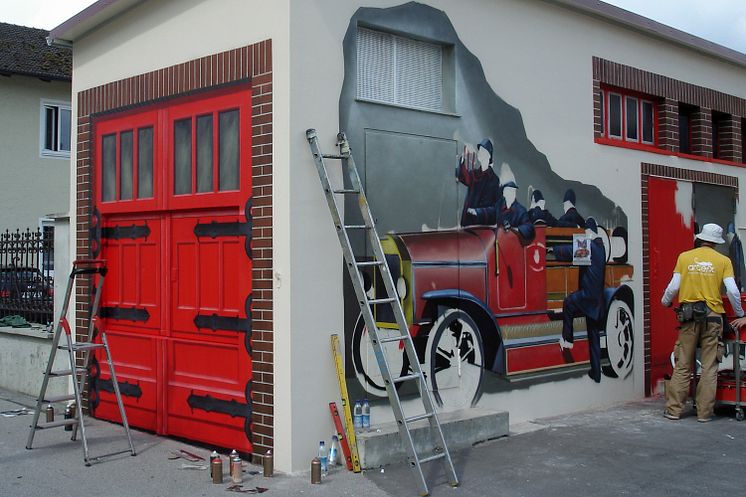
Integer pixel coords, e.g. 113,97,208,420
340,2,627,238
0,76,71,231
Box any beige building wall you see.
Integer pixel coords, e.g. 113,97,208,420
0,76,70,231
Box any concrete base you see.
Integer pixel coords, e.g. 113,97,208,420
0,325,69,399
356,407,508,469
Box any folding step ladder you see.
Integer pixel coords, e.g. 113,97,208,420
306,129,458,496
26,259,136,465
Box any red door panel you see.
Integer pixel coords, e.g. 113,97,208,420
167,211,252,450
92,332,159,432
170,213,251,341
100,216,162,333
648,177,695,394
165,88,252,212
165,338,252,452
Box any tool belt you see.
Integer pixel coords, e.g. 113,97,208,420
674,301,709,323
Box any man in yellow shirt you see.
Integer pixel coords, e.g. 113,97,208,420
661,223,744,422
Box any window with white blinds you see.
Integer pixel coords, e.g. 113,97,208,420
357,27,445,112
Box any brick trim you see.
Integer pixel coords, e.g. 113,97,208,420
640,163,738,395
691,107,713,158
593,57,746,116
716,115,741,162
75,40,274,455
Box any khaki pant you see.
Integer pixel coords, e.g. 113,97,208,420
666,311,722,419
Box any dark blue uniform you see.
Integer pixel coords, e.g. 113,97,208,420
554,238,606,382
456,162,501,226
494,198,535,243
557,207,585,228
529,206,558,226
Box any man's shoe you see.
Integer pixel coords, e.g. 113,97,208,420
697,416,713,423
663,411,680,420
559,337,574,350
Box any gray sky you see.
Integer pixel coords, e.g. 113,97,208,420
1,0,745,54
604,0,746,54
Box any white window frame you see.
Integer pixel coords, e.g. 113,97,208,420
40,99,72,159
641,100,655,145
625,96,639,142
607,92,623,140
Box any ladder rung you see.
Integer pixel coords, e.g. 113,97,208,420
378,333,407,344
88,448,135,461
356,260,384,267
343,224,371,230
368,297,397,305
334,189,360,194
322,154,344,159
43,394,76,403
418,452,446,465
35,418,79,430
49,369,74,377
394,373,422,384
404,412,434,423
59,343,105,352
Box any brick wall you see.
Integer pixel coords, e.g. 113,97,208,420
593,57,746,163
658,98,679,152
75,40,274,455
690,107,713,158
593,57,746,117
717,115,742,162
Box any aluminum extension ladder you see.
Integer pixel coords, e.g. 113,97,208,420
306,129,459,496
26,259,136,465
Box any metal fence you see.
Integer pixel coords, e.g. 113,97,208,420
0,228,54,325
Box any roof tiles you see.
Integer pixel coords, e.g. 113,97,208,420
0,22,71,81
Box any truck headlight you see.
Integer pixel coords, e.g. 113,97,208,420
396,276,407,300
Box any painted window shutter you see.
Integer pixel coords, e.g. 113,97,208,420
357,27,443,112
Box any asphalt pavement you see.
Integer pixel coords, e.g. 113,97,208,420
1,387,744,497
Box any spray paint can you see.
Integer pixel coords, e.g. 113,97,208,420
310,457,321,484
45,404,54,423
263,450,273,477
64,402,75,431
210,451,223,484
230,450,242,484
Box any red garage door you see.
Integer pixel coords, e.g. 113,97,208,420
648,177,695,394
90,86,254,452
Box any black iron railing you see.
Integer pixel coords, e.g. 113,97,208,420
0,228,54,325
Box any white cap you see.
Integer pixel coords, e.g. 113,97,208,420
695,223,725,244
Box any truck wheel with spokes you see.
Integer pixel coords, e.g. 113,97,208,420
424,308,485,409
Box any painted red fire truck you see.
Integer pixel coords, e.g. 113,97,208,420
352,224,634,408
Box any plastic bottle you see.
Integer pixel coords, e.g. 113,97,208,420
328,435,339,467
318,441,328,475
353,400,363,431
362,398,370,431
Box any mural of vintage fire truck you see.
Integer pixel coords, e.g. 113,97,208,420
352,224,634,408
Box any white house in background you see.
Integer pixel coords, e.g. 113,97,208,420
48,0,746,475
0,22,71,232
